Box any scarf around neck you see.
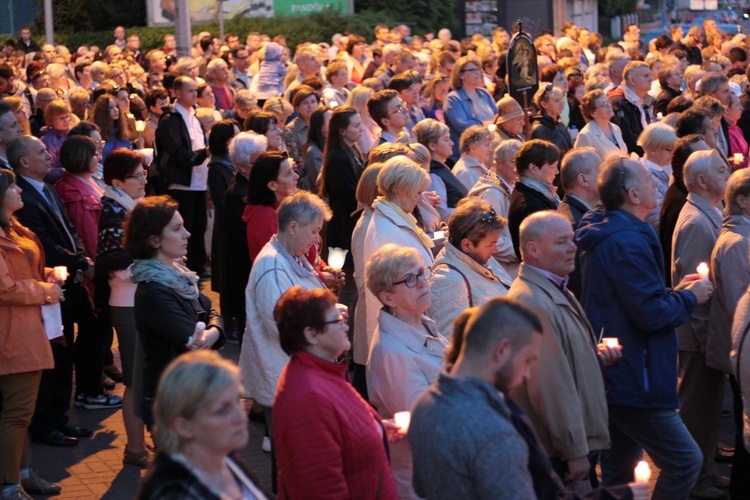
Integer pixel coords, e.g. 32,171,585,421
103,185,139,212
379,198,434,249
130,258,200,300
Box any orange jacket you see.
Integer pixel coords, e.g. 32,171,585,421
0,221,55,376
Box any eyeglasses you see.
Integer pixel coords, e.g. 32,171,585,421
323,316,347,326
479,207,498,225
387,101,409,116
126,171,148,180
461,66,481,74
595,101,612,109
392,266,431,288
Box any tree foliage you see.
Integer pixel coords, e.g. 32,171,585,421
32,0,147,32
599,0,638,18
354,0,456,33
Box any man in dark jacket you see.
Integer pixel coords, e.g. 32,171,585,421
11,137,121,450
575,155,713,498
14,27,41,54
154,76,208,274
609,61,655,156
508,139,561,260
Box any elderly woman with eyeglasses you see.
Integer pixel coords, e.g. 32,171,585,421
574,89,628,160
530,85,573,157
637,122,678,230
365,243,449,500
428,198,512,335
239,191,332,488
272,286,399,499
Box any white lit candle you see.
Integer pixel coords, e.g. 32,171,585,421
634,460,651,483
135,120,146,133
656,112,663,120
602,337,619,348
488,124,497,133
54,266,68,281
734,153,744,164
433,230,445,240
327,247,348,270
697,262,710,282
329,100,339,108
394,411,411,432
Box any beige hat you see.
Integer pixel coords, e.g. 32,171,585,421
494,95,524,124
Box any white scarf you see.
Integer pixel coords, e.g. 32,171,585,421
103,185,139,212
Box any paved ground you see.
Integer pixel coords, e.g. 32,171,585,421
28,284,735,499
29,285,273,499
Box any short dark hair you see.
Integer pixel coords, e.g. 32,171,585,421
666,96,693,114
59,136,97,175
448,197,503,247
676,108,710,138
729,46,747,64
671,134,706,182
0,169,16,229
307,106,329,151
367,89,399,129
387,70,422,92
275,286,338,355
199,36,213,52
208,119,238,157
124,195,180,259
103,148,144,184
248,150,289,206
514,139,560,175
291,84,318,109
0,64,13,80
461,297,543,357
244,110,277,136
145,87,169,109
68,121,100,139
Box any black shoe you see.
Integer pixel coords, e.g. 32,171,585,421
32,430,78,447
59,422,93,438
21,468,62,495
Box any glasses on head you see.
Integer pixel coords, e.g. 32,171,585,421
392,265,431,288
479,207,498,225
541,84,554,99
322,316,347,326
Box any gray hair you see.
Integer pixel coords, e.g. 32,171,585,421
277,191,332,232
637,122,677,152
365,243,423,301
234,89,257,108
494,139,522,162
725,168,750,216
560,147,601,191
684,150,723,192
153,351,241,455
228,132,267,168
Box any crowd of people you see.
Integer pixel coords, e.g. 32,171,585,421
2,14,750,500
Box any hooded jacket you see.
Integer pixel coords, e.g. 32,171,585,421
575,208,696,408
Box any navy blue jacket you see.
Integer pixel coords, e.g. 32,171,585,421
575,208,696,409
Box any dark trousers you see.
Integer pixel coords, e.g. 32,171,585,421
30,289,103,435
730,376,750,497
168,189,207,274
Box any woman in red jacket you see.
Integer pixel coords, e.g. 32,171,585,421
273,286,399,500
53,136,103,261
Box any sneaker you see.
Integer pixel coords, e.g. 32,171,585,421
21,469,61,495
262,436,272,453
80,392,123,410
0,485,32,500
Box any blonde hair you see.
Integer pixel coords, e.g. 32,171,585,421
406,142,430,166
637,122,677,151
377,155,431,199
365,243,423,300
44,98,71,127
153,351,241,455
413,118,449,148
356,163,384,208
263,96,293,120
346,86,374,117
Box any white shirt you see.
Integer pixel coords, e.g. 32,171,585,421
168,101,208,191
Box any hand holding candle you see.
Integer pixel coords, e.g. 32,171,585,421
53,266,68,282
327,247,348,270
394,411,411,432
734,153,744,165
634,460,651,483
696,262,709,282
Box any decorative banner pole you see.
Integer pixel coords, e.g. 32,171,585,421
506,20,539,139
